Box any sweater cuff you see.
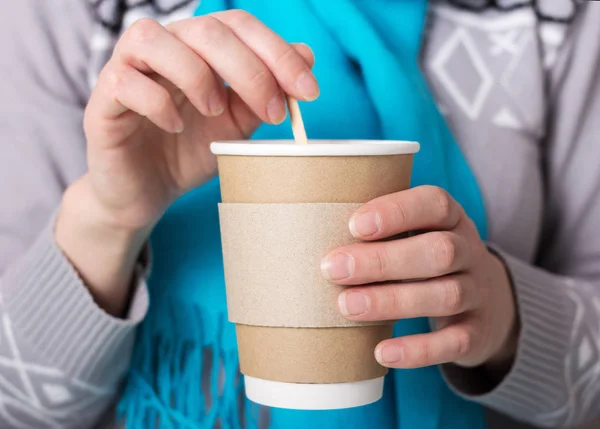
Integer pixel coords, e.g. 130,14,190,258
441,247,572,419
0,215,149,385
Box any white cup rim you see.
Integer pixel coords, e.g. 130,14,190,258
211,140,420,157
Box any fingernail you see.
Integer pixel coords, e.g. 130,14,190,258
209,91,224,116
295,71,319,101
349,211,381,237
321,253,354,281
338,291,369,316
266,93,286,124
375,345,403,364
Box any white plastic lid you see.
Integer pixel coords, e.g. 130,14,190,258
210,140,419,157
244,376,385,410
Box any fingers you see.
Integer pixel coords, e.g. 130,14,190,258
292,43,316,68
349,186,463,241
96,14,317,132
222,41,316,137
115,18,225,118
212,10,319,100
90,63,183,135
167,15,283,124
337,275,479,321
374,322,477,368
167,13,317,125
321,230,472,284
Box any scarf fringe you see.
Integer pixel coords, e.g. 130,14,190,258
118,299,248,429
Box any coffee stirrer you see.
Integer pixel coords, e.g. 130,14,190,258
286,95,308,144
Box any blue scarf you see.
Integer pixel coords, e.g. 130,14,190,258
119,1,488,428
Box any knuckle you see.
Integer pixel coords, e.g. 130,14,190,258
193,15,226,44
431,186,453,222
224,9,253,26
454,328,473,358
379,287,399,318
127,18,162,45
415,340,432,366
103,67,126,93
390,197,408,229
431,232,457,271
249,70,278,100
442,278,465,314
370,246,391,279
273,45,299,67
249,68,273,89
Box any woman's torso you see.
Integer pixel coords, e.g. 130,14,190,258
86,0,576,428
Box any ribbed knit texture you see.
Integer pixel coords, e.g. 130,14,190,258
0,216,149,386
442,248,573,423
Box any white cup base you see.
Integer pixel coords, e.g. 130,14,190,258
244,376,384,410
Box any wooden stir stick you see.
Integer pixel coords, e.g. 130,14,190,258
286,95,308,144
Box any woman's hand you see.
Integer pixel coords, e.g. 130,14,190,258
321,186,519,369
84,11,317,230
57,11,317,316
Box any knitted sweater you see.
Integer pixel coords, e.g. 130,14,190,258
0,0,599,428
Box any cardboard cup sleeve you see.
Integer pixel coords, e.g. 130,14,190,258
219,202,387,328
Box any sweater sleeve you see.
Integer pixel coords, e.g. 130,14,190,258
442,4,600,428
0,1,148,428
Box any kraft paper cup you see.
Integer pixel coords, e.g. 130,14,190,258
212,140,419,410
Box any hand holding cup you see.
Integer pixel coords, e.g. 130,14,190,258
323,186,519,371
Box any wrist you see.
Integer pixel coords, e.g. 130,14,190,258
59,177,150,253
56,176,151,317
485,250,520,371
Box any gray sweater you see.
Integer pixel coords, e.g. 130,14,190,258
0,0,599,428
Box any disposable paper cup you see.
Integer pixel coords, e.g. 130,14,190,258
212,140,419,410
